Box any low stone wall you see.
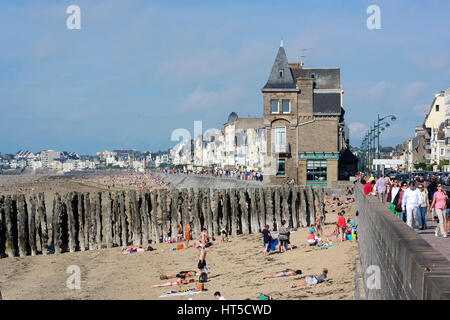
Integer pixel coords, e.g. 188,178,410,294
354,183,450,299
162,174,263,190
0,186,325,258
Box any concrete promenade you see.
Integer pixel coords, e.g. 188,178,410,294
372,195,450,261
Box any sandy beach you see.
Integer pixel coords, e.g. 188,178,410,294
0,198,357,300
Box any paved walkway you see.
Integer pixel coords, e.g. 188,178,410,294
416,218,450,261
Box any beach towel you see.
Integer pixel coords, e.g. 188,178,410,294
263,238,279,251
159,290,203,298
312,244,338,250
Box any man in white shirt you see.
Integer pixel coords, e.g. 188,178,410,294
402,181,421,229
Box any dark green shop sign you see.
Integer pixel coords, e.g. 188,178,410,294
298,153,339,160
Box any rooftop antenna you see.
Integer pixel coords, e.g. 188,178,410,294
299,48,308,67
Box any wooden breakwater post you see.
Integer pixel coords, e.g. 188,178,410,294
0,185,325,258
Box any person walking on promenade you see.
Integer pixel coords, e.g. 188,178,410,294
388,179,400,214
364,180,375,195
430,183,448,238
417,184,430,230
376,174,387,202
445,191,450,234
402,181,421,229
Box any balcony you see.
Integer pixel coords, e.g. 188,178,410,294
272,143,291,155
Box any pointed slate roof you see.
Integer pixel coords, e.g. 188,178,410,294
262,44,296,90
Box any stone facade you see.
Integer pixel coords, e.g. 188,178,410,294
262,42,346,187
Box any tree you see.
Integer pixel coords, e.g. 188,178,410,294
438,160,449,172
414,162,426,170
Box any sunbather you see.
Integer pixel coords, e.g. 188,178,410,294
291,268,328,288
121,246,153,255
160,270,199,280
262,269,302,280
151,278,195,288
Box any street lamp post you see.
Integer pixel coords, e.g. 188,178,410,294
377,114,396,171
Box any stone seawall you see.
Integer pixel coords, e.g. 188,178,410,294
354,183,450,299
162,174,263,190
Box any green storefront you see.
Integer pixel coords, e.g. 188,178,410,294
299,153,339,186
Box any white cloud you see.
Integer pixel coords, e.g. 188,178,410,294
412,104,429,114
348,122,367,135
177,86,246,113
402,82,429,102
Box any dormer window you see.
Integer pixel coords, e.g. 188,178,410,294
279,70,283,78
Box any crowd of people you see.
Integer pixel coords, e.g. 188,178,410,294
163,167,263,181
358,172,449,238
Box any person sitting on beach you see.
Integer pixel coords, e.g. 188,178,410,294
326,222,340,239
151,278,195,288
307,231,317,246
291,268,328,288
262,269,302,280
261,224,272,256
160,270,199,280
278,220,290,253
220,228,229,243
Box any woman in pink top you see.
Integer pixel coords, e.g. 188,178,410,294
430,184,448,238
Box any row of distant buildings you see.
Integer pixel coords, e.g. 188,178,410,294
394,88,450,172
0,149,153,172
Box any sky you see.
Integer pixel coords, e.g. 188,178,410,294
0,0,449,155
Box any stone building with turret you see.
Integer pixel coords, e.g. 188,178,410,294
262,41,348,186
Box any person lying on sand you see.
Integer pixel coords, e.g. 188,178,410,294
262,269,302,280
151,278,195,288
291,268,328,288
121,246,154,254
160,270,199,280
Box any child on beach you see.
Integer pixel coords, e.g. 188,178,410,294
307,231,318,246
184,222,192,248
316,216,323,237
326,222,340,239
338,211,347,242
261,225,272,256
